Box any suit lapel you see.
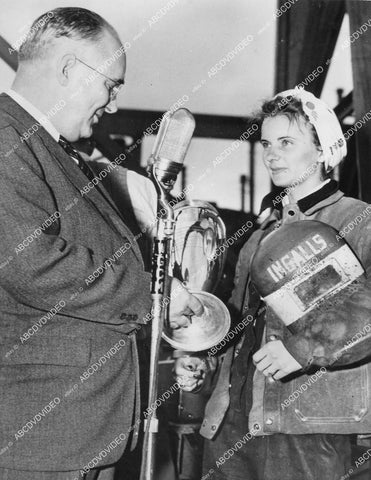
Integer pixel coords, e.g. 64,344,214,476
0,94,143,262
40,132,143,262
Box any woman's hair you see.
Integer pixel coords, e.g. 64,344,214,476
255,95,321,148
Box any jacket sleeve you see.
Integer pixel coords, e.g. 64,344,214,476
0,126,152,325
228,229,263,316
284,215,371,370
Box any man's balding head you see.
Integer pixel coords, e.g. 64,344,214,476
18,7,120,63
13,7,126,142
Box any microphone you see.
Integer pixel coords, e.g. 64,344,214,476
149,108,195,189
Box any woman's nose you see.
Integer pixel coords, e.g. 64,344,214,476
265,146,280,163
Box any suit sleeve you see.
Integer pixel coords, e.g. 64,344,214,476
284,215,371,370
0,126,152,325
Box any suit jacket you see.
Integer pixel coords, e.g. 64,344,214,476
0,93,152,471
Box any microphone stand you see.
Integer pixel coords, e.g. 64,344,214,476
139,159,182,480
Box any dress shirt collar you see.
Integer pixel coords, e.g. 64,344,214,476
6,88,60,142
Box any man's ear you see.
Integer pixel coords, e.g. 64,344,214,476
57,54,77,86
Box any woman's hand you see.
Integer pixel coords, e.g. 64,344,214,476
253,340,302,380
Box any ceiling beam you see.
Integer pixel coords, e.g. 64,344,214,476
95,108,251,141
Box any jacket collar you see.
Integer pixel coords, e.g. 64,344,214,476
5,89,60,142
260,180,344,230
260,179,339,213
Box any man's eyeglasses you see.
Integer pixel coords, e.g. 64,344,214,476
75,57,124,102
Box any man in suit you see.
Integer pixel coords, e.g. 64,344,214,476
0,7,202,480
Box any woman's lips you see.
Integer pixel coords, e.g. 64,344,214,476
270,168,287,174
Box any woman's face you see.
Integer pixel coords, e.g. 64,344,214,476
260,115,323,188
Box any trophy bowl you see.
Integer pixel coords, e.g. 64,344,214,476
162,200,231,351
162,291,230,352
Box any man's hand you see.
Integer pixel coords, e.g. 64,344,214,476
253,340,302,380
168,278,204,329
173,356,210,392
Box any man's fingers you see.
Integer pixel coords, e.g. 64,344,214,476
169,315,190,329
187,293,204,316
169,278,204,323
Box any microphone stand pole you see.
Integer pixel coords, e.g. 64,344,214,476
139,169,175,480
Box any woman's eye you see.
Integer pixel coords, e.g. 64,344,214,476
281,139,292,146
261,142,269,149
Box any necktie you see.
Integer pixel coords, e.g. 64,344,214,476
58,136,96,182
58,135,132,235
58,136,140,257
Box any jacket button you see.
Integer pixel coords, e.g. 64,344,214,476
265,418,273,425
268,335,277,341
253,423,260,431
211,425,217,431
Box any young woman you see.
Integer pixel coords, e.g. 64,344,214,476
175,89,371,480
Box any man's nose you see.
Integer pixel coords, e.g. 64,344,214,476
105,98,118,114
